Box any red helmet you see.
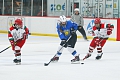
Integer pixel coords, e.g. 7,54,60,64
94,18,101,24
15,19,22,25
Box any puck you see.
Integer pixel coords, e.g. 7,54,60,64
81,63,84,64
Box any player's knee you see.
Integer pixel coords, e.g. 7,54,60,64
67,47,74,53
15,46,21,53
97,47,102,53
89,46,94,53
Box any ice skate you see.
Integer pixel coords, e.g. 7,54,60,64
83,53,91,60
13,59,21,65
71,56,80,64
96,53,103,60
51,56,59,62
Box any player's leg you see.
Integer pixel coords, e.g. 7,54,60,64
13,40,26,64
67,34,80,63
51,40,67,62
96,39,107,60
51,45,65,62
83,38,97,60
13,46,21,64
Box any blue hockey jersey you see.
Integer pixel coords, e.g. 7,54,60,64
56,20,78,40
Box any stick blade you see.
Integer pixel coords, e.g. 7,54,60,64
44,63,49,66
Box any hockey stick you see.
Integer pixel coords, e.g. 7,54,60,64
44,35,72,66
0,41,17,53
0,45,11,53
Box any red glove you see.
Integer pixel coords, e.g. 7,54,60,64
107,28,112,35
22,32,28,40
10,40,15,47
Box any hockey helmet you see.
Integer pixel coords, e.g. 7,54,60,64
94,18,101,24
59,15,67,22
15,19,23,25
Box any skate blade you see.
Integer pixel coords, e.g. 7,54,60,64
16,62,21,65
71,61,80,64
95,58,101,60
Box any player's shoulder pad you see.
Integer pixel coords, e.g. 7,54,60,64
92,26,97,30
67,20,71,23
67,20,75,24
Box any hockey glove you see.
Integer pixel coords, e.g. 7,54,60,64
78,26,82,29
70,28,76,35
107,28,112,35
61,40,66,45
22,32,28,40
10,40,15,47
60,40,67,47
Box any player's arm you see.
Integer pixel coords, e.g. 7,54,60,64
72,22,78,30
106,24,114,35
24,26,29,35
22,26,29,40
69,22,78,35
87,26,95,36
56,25,66,40
8,28,15,46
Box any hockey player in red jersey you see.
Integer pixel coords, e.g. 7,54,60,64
83,18,114,60
8,19,29,64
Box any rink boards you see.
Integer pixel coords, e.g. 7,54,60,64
0,16,120,41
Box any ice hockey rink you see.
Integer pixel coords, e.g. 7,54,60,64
0,33,120,80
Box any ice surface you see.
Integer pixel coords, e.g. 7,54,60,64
0,33,120,80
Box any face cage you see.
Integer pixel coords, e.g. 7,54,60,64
60,22,66,26
95,24,100,28
14,24,22,28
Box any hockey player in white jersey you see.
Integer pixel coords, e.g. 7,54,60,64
8,19,29,64
83,18,114,60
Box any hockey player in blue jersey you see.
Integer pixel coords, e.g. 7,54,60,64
51,15,80,63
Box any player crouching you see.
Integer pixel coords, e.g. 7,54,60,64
83,18,114,60
8,19,29,64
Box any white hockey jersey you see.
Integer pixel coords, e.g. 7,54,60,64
8,25,29,42
88,23,114,38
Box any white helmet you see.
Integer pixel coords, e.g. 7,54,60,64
59,15,67,22
74,8,79,12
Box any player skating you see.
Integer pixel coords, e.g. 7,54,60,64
8,19,29,64
83,18,114,60
51,15,80,64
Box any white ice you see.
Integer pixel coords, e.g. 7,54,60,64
0,33,120,80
